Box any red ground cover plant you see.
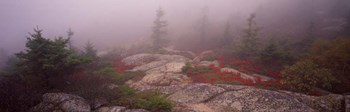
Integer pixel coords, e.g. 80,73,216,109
186,54,285,90
113,60,135,73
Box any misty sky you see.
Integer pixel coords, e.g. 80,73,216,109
0,0,348,53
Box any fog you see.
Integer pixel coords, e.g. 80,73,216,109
0,0,349,53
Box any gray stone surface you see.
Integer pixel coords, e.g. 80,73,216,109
32,93,91,112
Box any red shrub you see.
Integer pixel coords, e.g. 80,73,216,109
113,61,135,73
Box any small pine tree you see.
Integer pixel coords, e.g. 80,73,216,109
237,13,260,57
199,6,209,45
151,7,169,50
67,28,74,50
84,41,98,60
259,41,279,63
15,27,87,87
219,21,233,48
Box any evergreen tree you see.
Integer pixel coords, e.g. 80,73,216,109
219,21,233,48
151,7,169,50
237,13,260,57
15,27,87,87
67,28,74,50
259,41,278,62
199,6,209,45
84,41,98,60
0,49,7,69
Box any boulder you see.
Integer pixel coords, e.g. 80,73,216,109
95,106,126,112
281,91,344,112
141,73,190,86
124,109,150,112
125,54,191,90
129,73,191,91
122,54,158,66
130,60,168,72
95,106,150,112
146,62,186,74
32,93,91,112
91,97,108,110
122,53,190,67
206,87,315,112
167,83,225,104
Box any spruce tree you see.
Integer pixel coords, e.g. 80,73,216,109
219,21,233,48
84,41,98,60
15,27,87,87
238,13,260,57
199,6,209,45
67,28,74,50
151,7,169,50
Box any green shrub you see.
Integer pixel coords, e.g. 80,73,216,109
181,62,193,73
135,95,173,112
281,59,338,93
116,85,136,96
112,91,173,112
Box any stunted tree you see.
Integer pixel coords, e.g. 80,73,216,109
15,27,87,87
84,41,98,60
219,21,233,48
199,6,209,45
67,28,74,50
0,49,7,69
237,13,260,57
151,7,169,50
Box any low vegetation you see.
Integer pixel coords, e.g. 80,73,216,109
0,28,168,112
112,91,173,112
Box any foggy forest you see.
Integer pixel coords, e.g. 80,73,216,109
0,0,350,112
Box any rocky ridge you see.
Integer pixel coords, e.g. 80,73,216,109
32,52,349,112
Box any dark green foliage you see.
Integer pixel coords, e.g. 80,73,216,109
151,8,169,50
0,55,19,76
281,59,338,93
0,74,45,112
308,38,350,93
199,6,209,45
112,91,173,112
67,28,75,50
15,28,89,86
84,41,98,60
258,39,292,65
117,85,136,96
237,13,260,57
219,21,233,48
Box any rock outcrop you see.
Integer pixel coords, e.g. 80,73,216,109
31,93,91,112
32,53,346,112
95,106,149,112
123,53,192,91
122,53,346,112
161,84,316,112
32,93,150,112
